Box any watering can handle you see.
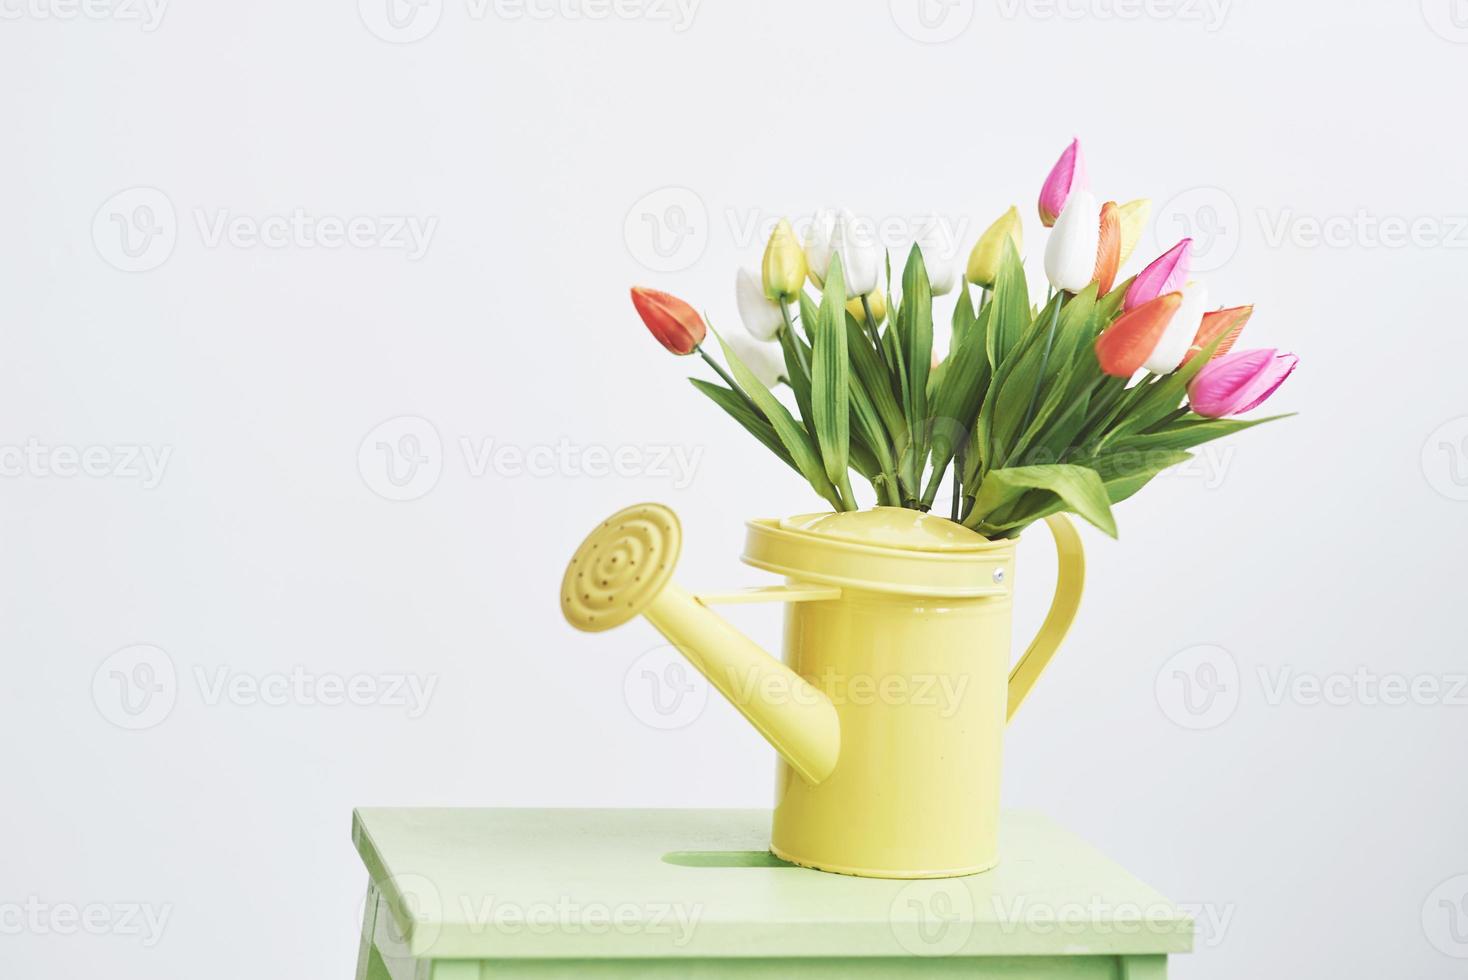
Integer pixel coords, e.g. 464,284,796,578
1006,513,1085,722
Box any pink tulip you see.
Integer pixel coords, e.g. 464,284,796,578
1124,239,1192,312
1187,348,1298,418
1038,138,1087,228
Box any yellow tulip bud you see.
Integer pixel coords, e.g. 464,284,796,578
761,218,808,301
1116,198,1151,267
846,290,885,325
965,206,1023,288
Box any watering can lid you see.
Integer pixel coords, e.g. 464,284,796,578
744,507,1013,598
779,507,993,552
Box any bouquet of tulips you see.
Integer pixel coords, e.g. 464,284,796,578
630,139,1297,538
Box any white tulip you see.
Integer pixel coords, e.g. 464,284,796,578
1143,280,1209,374
735,267,785,342
914,219,959,296
803,208,838,287
725,330,785,389
1043,189,1100,294
831,209,883,298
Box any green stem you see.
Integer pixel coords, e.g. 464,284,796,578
779,302,809,376
696,345,760,416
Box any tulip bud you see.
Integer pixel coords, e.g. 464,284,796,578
725,331,785,389
735,267,785,342
1186,304,1252,363
966,206,1023,287
1124,239,1192,312
832,210,882,298
1038,138,1087,228
1142,281,1208,374
1115,198,1151,267
1043,189,1100,293
804,208,838,288
914,220,959,296
1094,201,1121,296
847,290,886,325
762,218,808,301
1094,291,1182,378
1188,348,1298,418
630,286,706,356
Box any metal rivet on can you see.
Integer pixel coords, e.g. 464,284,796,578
992,568,1005,584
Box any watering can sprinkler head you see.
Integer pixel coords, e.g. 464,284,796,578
561,503,683,634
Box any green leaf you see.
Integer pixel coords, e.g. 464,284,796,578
812,256,852,497
985,239,1030,371
1067,448,1194,505
845,312,905,443
967,463,1117,537
1109,414,1292,455
715,327,843,510
897,245,934,493
777,325,814,429
953,283,977,340
926,359,947,401
689,379,797,473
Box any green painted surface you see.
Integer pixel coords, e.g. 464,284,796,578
419,955,1156,978
352,808,1192,964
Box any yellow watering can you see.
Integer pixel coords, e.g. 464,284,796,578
561,503,1085,879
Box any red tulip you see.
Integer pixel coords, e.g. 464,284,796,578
630,286,706,355
1094,201,1121,296
1094,292,1183,378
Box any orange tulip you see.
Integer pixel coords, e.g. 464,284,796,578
1094,201,1121,295
1186,304,1253,363
630,286,706,355
1095,292,1183,378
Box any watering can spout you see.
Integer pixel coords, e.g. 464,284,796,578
560,504,840,785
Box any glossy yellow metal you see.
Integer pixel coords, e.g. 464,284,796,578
561,504,1086,879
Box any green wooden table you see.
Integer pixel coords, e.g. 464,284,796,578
353,808,1192,978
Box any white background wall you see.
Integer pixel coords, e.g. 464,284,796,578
2,1,1466,976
